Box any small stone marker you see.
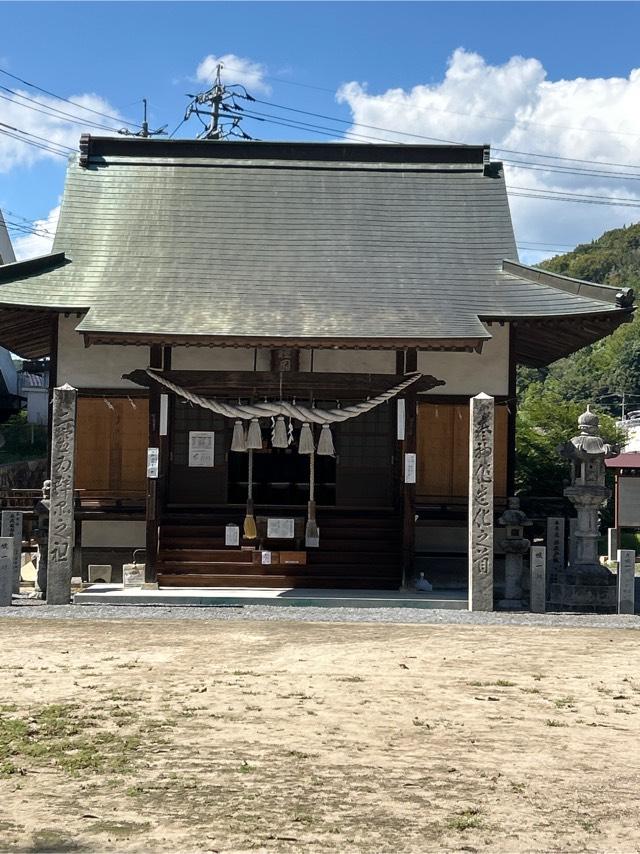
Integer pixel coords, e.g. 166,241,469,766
1,510,22,594
468,393,494,612
0,537,13,606
530,546,546,613
616,549,635,615
546,517,565,580
608,528,619,561
47,384,77,605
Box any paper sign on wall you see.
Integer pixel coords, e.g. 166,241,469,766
225,524,240,546
404,452,417,484
267,518,295,539
188,431,215,467
147,448,159,479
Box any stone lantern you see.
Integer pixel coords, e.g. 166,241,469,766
497,497,532,609
557,407,618,609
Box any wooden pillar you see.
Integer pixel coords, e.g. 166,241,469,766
402,349,417,588
506,323,517,496
145,345,163,583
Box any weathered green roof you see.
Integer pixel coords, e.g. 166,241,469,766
0,138,633,361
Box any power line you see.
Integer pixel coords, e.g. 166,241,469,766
0,127,69,159
0,122,74,152
0,66,141,129
0,87,121,134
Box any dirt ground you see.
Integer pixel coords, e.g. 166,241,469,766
0,619,639,853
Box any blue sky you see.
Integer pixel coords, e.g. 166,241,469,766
2,1,640,263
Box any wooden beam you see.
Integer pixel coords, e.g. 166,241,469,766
402,348,418,588
506,323,517,496
85,330,486,353
145,345,162,583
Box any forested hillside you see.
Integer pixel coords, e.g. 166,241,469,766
516,222,640,494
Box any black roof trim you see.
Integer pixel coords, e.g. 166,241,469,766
78,134,489,168
0,251,67,285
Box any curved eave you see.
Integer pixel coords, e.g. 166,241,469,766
0,306,58,359
510,308,634,367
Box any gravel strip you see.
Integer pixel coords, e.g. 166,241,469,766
0,599,638,629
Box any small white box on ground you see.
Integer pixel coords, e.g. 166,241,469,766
122,563,145,588
88,564,112,583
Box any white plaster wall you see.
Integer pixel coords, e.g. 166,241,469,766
81,520,146,548
57,315,145,388
418,324,510,397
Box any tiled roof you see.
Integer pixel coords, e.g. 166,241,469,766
0,138,632,350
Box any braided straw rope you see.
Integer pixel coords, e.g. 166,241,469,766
146,370,422,424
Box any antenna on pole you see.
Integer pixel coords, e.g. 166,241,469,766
183,62,256,141
118,99,167,138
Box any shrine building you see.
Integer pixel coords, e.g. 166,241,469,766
0,136,633,589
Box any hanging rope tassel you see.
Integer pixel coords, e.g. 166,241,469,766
243,448,257,540
306,449,319,542
317,423,335,457
298,422,315,454
246,417,262,450
272,415,289,448
231,419,247,452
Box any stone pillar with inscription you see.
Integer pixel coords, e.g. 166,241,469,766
46,384,77,605
616,549,635,615
468,393,495,612
1,511,22,594
546,517,565,586
530,546,546,614
0,538,13,606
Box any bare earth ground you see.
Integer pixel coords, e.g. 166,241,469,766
0,619,639,853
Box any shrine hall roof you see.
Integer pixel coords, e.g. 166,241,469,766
0,137,633,363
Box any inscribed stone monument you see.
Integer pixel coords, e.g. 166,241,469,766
530,546,546,614
1,511,22,594
616,549,635,615
546,517,565,583
47,385,77,605
0,537,13,606
468,392,494,612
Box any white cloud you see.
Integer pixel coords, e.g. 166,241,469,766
0,90,124,173
196,53,270,94
12,205,60,260
337,49,640,265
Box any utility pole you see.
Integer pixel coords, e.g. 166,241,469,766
183,63,255,141
118,99,166,138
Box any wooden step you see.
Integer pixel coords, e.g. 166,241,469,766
158,549,255,563
158,573,400,590
156,562,399,577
